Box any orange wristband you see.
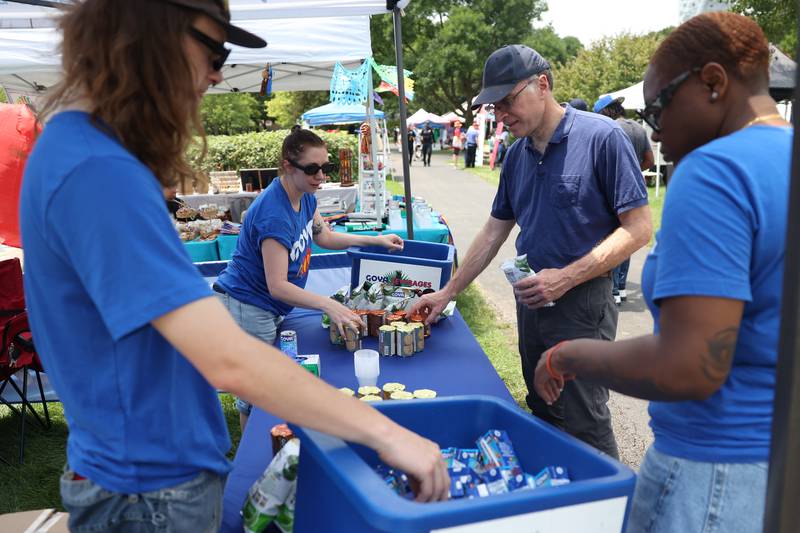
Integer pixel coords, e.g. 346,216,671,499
545,341,573,382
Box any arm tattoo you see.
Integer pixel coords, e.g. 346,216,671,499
312,219,324,236
700,326,738,383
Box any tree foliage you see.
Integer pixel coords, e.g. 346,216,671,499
265,90,330,128
200,93,264,135
370,0,583,124
552,31,666,108
732,0,797,55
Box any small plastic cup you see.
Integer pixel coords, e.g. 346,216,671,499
354,349,380,388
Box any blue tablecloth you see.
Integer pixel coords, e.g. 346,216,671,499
217,254,514,533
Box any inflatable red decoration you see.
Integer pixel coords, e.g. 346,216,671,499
0,104,38,248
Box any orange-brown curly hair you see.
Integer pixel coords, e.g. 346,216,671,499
652,11,770,89
40,0,205,188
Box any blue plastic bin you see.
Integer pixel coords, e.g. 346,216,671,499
348,240,455,292
291,396,635,533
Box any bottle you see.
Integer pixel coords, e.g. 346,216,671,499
388,200,403,230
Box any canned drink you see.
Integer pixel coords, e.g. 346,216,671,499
397,326,416,357
241,439,300,533
344,325,362,352
357,311,370,337
279,330,298,357
329,325,344,346
367,310,386,338
410,322,425,351
379,325,396,356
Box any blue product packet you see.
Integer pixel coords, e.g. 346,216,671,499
476,429,521,470
456,448,481,471
534,466,571,488
449,476,465,499
501,466,527,492
479,467,509,495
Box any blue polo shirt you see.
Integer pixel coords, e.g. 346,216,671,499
20,111,231,493
492,107,647,271
642,125,791,462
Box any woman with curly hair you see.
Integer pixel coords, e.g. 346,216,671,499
20,1,448,530
534,12,791,532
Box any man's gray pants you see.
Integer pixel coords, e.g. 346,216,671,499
516,275,620,458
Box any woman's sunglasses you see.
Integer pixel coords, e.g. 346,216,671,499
188,27,230,72
637,67,701,132
288,159,339,176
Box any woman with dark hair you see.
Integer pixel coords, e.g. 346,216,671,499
19,1,448,529
534,12,790,532
214,128,402,430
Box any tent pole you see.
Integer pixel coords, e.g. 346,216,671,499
392,6,414,238
763,29,800,532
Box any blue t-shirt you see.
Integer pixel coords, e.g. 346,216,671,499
642,125,791,463
465,127,479,145
216,178,316,317
19,111,231,493
492,106,648,270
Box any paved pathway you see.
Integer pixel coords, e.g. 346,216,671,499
396,150,654,469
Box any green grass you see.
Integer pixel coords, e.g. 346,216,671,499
456,284,526,409
464,165,501,187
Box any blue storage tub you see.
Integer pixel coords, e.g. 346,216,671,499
348,239,455,292
291,396,635,533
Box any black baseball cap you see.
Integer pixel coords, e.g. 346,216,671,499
163,0,267,48
472,45,551,110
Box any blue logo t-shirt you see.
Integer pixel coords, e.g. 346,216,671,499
642,125,791,463
216,178,317,316
20,111,231,493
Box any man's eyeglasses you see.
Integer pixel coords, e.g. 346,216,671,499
188,27,230,72
486,78,536,113
288,159,339,176
637,67,701,132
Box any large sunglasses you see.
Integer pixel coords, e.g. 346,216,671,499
288,158,339,176
637,67,701,132
188,27,230,72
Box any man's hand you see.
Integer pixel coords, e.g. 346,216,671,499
513,268,574,308
407,290,452,325
534,351,564,405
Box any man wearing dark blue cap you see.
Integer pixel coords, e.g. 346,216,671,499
594,94,655,306
410,45,652,458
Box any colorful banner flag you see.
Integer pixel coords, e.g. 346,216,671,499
370,59,415,101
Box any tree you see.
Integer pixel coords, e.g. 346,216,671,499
200,93,263,135
525,25,583,67
0,87,7,104
552,31,666,108
732,0,797,55
370,0,556,124
265,91,330,128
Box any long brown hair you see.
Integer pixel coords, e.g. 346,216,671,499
40,0,205,188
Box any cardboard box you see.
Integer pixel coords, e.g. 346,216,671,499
0,509,69,532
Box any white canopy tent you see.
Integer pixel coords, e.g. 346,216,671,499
606,81,645,111
0,0,419,234
407,108,449,127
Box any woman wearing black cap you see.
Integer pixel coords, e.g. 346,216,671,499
19,1,448,529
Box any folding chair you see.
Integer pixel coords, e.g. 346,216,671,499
0,258,51,464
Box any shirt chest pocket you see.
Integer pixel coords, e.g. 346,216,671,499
549,175,581,208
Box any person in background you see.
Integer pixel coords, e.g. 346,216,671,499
535,12,790,532
451,120,463,167
20,2,449,530
496,125,510,165
464,120,480,167
567,97,589,111
214,129,404,431
406,125,416,165
410,44,651,458
420,121,434,167
594,94,655,305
